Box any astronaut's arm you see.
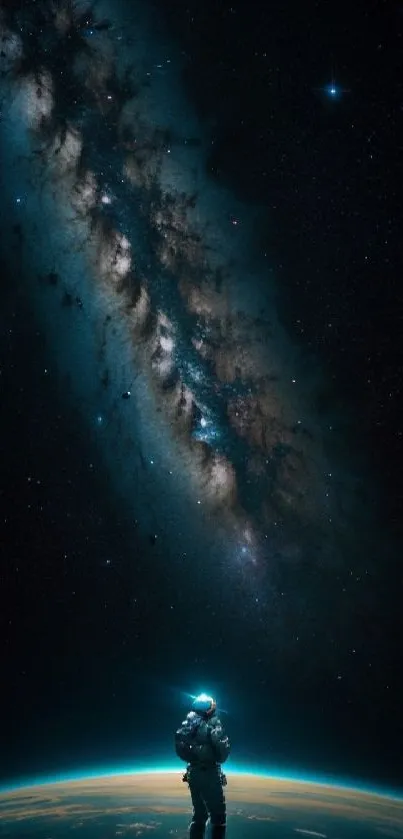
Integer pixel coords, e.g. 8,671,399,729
210,721,231,764
175,728,193,762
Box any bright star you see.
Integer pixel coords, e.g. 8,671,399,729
314,79,350,100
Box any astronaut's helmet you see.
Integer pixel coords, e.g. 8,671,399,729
192,693,217,718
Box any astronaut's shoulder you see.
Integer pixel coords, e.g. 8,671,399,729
178,711,198,729
210,714,223,727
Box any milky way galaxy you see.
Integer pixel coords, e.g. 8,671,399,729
0,0,376,632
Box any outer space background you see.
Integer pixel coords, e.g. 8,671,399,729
0,0,402,793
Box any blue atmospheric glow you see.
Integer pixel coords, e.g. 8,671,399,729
1,762,402,801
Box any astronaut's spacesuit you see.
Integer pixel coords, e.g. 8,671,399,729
175,694,230,839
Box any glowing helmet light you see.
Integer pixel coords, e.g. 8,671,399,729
192,693,217,718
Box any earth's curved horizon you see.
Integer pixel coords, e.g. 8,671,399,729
1,767,402,838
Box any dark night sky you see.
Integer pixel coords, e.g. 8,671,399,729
1,0,403,794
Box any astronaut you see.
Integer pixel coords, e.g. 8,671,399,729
175,693,230,839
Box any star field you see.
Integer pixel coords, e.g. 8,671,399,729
0,0,402,793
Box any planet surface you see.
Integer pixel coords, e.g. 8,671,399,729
0,770,402,838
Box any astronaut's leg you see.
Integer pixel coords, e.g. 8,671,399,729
209,827,226,839
189,824,207,839
188,769,209,839
199,767,226,838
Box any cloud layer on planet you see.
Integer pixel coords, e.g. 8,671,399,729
0,771,402,838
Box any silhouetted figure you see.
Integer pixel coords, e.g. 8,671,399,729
175,694,230,839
